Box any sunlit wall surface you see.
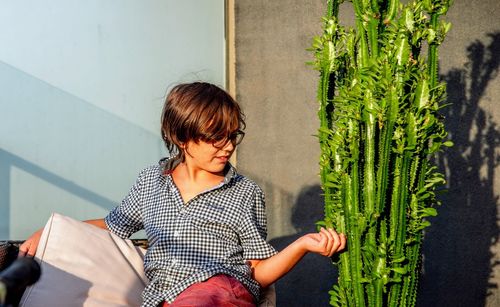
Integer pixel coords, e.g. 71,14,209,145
0,0,226,239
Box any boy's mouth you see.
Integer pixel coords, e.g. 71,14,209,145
215,156,229,162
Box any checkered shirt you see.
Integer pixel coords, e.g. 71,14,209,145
104,157,277,307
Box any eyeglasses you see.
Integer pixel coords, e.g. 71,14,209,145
210,130,245,148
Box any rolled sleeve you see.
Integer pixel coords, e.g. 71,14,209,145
105,170,145,238
239,186,277,260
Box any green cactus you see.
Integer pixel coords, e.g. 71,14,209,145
309,0,452,306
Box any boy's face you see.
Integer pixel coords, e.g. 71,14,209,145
183,138,235,174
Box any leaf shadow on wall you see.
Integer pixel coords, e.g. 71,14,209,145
418,32,500,307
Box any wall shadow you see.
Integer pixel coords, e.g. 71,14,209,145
418,32,500,306
0,61,165,239
0,148,117,210
269,184,337,307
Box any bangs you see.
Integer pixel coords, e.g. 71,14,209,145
196,96,244,142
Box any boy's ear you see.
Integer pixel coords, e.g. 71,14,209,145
180,142,194,159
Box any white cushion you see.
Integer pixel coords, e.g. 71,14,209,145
20,213,147,307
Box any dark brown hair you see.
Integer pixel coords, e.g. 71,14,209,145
161,82,245,161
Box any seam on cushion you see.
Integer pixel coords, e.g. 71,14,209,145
38,213,55,260
21,213,55,306
108,231,148,286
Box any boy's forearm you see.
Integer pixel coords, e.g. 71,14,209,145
251,238,307,288
251,228,346,288
84,218,108,230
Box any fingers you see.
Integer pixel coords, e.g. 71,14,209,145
27,243,38,257
300,228,347,258
319,228,333,256
339,233,347,251
318,228,347,257
18,241,37,257
18,229,42,258
18,241,30,258
319,228,339,257
328,228,341,257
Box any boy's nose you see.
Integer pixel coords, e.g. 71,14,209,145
223,139,235,152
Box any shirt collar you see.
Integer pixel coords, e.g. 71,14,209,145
159,156,237,184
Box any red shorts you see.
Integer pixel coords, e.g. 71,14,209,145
162,274,256,307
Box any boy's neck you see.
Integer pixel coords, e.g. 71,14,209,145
173,161,225,185
171,162,226,204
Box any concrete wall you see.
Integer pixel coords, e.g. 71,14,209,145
234,0,500,306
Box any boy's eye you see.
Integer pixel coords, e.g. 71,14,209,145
208,136,227,147
211,136,226,145
229,131,245,144
210,131,245,147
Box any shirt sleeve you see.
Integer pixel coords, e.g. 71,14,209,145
238,185,277,259
104,169,146,238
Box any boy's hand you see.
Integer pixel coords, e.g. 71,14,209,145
300,228,346,257
18,229,43,257
249,227,347,287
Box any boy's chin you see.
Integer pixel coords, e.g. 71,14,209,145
207,162,228,174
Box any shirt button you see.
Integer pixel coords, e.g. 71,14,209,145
174,231,180,237
171,258,178,265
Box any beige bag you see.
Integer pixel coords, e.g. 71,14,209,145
19,213,276,307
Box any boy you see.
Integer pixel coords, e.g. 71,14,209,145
20,82,346,306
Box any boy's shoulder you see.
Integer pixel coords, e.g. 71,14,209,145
141,163,163,175
232,173,259,187
130,160,165,182
228,172,264,197
140,156,179,176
